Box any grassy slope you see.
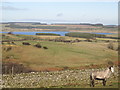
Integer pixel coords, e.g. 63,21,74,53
2,36,118,71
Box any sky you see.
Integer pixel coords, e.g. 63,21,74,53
1,1,118,25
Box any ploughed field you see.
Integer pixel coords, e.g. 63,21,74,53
2,66,119,88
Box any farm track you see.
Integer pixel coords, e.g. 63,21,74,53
2,67,119,88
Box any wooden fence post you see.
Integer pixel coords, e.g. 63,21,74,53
5,66,7,74
12,66,14,75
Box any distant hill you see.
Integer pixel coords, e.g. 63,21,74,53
51,23,104,26
1,22,47,25
1,22,118,27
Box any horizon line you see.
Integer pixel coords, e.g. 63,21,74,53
0,21,118,25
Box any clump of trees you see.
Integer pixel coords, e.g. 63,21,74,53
6,47,12,52
54,37,65,42
3,46,12,52
86,38,92,42
8,32,13,34
107,42,118,51
65,32,106,39
22,42,31,45
107,42,114,50
34,43,42,48
36,33,60,36
34,43,48,49
43,46,48,49
92,23,103,26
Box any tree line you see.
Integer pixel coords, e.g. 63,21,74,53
65,32,106,38
7,24,67,29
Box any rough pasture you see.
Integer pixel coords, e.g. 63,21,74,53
2,66,119,88
1,34,118,88
2,40,118,71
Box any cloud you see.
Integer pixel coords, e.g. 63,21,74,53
56,13,63,17
1,6,27,10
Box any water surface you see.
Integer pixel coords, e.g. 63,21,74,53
1,31,114,36
1,31,69,36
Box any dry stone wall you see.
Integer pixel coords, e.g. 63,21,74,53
2,67,119,88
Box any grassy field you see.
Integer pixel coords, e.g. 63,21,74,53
2,34,118,71
1,33,119,88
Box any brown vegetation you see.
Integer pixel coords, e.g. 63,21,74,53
2,60,34,74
